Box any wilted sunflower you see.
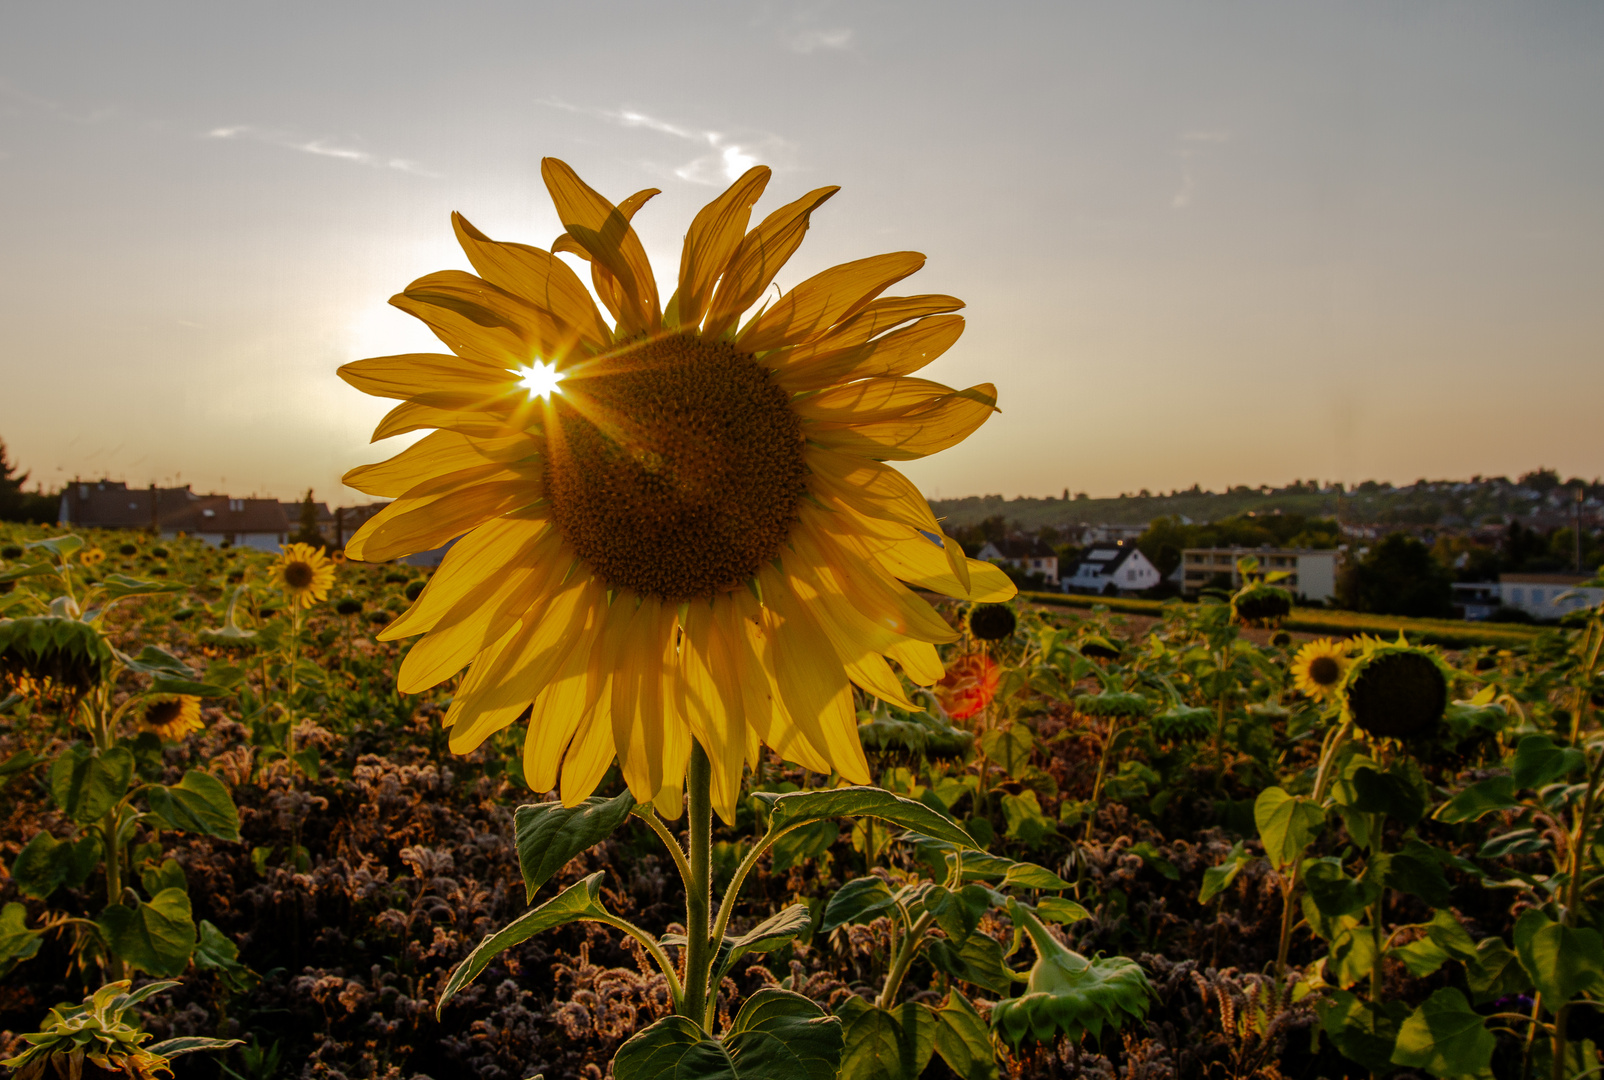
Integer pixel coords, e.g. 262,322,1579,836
1341,635,1451,740
141,694,202,741
270,543,334,609
1290,638,1350,704
340,158,1014,820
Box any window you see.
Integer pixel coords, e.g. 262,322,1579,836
1530,589,1544,604
229,498,245,512
1511,588,1524,604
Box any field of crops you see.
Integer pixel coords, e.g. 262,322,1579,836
3,525,1602,1080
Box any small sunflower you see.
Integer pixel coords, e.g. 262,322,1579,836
339,158,1013,820
140,694,202,741
270,543,334,609
79,547,106,567
1290,638,1350,704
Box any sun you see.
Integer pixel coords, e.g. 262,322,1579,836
516,360,563,400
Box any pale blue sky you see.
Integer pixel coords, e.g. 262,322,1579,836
2,1,1601,504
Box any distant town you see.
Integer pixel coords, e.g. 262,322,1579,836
4,441,1600,625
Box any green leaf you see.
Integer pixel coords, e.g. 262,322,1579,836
926,884,993,943
140,857,188,898
716,904,811,979
821,877,896,932
0,749,42,789
613,991,844,1080
1513,908,1604,1006
146,1036,246,1058
764,786,975,850
1129,841,1180,880
0,902,43,977
1034,896,1091,925
1435,775,1521,824
1466,937,1529,1003
1513,734,1585,788
193,919,256,992
514,790,635,902
96,573,186,600
1315,990,1405,1073
1390,988,1495,1078
1325,922,1380,989
1199,841,1252,904
1253,786,1323,871
931,991,998,1080
11,830,72,900
1001,861,1072,891
1350,766,1426,826
438,872,611,1014
49,744,133,823
26,534,84,560
1000,790,1055,845
96,887,197,977
1389,909,1480,978
770,820,838,874
1479,828,1550,858
926,931,1013,994
1387,840,1453,908
149,676,236,697
836,997,936,1080
144,770,240,840
1303,857,1381,919
115,644,197,678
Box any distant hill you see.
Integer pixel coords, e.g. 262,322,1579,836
930,470,1600,534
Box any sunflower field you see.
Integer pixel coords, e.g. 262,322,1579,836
5,162,1604,1080
0,525,1601,1080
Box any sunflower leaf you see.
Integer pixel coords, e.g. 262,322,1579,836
761,786,975,850
437,872,612,1015
513,790,636,902
820,877,897,932
836,998,936,1080
714,904,811,980
96,888,197,978
49,744,133,824
1389,988,1495,1078
144,771,240,841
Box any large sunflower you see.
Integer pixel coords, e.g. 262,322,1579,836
339,159,1014,820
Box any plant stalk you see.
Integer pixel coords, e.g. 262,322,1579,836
681,743,714,1026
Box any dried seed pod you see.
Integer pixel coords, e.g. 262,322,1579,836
968,603,1017,641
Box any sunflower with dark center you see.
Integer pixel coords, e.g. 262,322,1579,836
1290,638,1350,704
968,604,1017,642
1341,637,1451,740
338,157,1014,819
270,542,335,609
141,694,203,741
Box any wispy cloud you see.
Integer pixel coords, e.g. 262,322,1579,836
789,27,853,54
1172,129,1230,209
204,125,437,177
0,79,117,125
542,101,791,185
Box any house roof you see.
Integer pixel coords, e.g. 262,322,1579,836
280,500,333,523
1501,573,1596,586
1067,543,1140,577
983,537,1057,560
60,481,201,529
163,497,289,535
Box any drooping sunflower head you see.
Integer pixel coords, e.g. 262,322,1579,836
337,158,1015,820
0,616,114,700
1340,635,1452,741
1290,638,1351,704
968,603,1017,642
271,543,334,609
1231,582,1292,627
141,694,203,742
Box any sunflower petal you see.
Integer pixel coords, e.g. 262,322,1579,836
669,167,771,331
452,213,611,350
338,351,518,402
369,400,522,443
554,188,660,329
382,513,555,639
737,252,925,354
775,314,965,392
702,186,839,339
344,431,538,498
345,467,543,562
810,383,999,461
540,158,660,335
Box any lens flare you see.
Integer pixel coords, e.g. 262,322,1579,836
517,360,563,400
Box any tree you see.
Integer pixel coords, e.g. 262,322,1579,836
1337,533,1453,617
0,438,56,524
290,489,326,548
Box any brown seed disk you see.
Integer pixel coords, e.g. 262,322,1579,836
284,562,316,589
544,333,808,602
1308,655,1341,686
146,698,186,725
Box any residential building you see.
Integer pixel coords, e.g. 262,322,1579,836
1180,547,1340,604
59,479,290,551
1075,523,1147,545
160,497,289,552
1061,543,1161,595
976,538,1059,586
1496,574,1602,621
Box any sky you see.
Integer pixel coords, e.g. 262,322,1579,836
1,1,1601,506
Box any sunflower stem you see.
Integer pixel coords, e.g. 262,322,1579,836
681,742,714,1027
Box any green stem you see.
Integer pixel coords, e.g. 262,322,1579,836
100,807,126,981
681,744,713,1025
593,914,684,1005
1272,719,1350,986
876,911,934,1009
1084,717,1120,842
1551,747,1604,1080
286,605,302,763
638,807,694,891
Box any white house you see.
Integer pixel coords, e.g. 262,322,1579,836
58,481,289,552
1497,574,1603,621
1180,547,1340,604
976,538,1059,586
1061,543,1161,595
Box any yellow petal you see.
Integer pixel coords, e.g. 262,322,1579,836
344,431,536,498
398,271,592,369
806,449,941,537
727,600,831,774
793,520,958,645
886,639,945,685
554,188,660,330
775,314,965,392
382,513,554,639
794,377,965,425
702,186,839,339
560,677,617,805
668,167,771,331
338,351,518,403
452,213,611,350
737,252,925,354
678,602,748,823
368,400,521,443
344,467,542,562
609,598,675,803
810,384,998,461
522,591,610,792
540,158,660,336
